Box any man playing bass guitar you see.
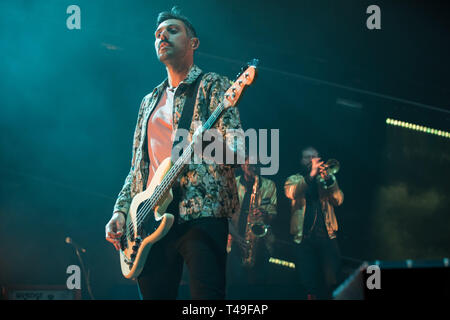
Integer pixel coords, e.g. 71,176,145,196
105,7,244,299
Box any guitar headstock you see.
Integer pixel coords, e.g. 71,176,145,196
224,58,259,108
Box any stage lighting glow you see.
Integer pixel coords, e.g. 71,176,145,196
268,257,296,269
386,118,449,139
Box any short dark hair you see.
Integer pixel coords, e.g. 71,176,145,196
156,6,197,38
301,146,319,157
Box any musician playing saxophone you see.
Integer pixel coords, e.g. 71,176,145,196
227,157,277,291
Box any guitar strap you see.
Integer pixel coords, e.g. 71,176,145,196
171,71,205,160
168,72,205,219
174,72,205,135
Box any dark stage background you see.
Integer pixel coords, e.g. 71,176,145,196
0,0,449,299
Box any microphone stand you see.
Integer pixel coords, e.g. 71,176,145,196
70,241,95,300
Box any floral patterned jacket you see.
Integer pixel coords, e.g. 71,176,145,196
113,65,243,223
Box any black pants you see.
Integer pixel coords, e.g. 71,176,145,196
137,216,229,300
293,234,342,299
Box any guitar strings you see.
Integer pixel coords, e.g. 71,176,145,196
134,145,191,223
125,144,191,235
131,103,225,233
132,101,225,227
130,141,194,232
127,130,198,234
130,102,226,231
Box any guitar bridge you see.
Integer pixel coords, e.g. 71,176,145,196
123,256,133,268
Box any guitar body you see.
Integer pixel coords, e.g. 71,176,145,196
119,157,175,279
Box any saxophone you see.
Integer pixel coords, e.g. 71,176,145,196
242,175,266,268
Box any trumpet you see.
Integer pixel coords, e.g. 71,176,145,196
321,158,340,175
318,158,340,186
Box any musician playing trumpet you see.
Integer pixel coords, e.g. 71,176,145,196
227,156,277,293
284,146,344,300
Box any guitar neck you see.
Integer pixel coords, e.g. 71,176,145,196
202,100,226,133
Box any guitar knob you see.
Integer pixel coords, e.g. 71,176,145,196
132,245,139,251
